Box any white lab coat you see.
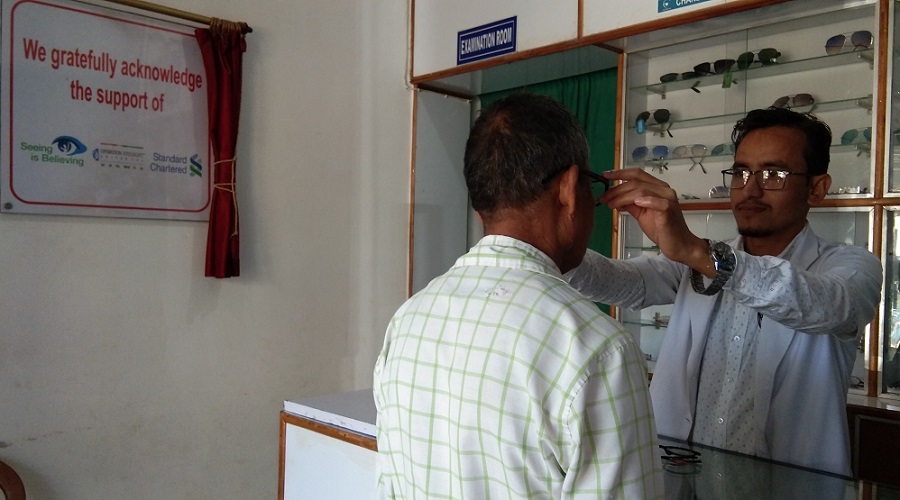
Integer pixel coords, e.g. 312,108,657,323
569,225,883,476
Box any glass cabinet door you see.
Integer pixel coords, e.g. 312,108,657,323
883,209,900,394
623,2,877,204
890,0,900,194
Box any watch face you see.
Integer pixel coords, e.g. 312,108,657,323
711,241,736,271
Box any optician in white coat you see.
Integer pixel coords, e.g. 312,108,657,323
567,108,882,477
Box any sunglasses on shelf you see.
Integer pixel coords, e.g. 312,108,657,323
660,71,702,83
692,59,736,75
636,109,673,137
672,144,707,158
772,93,814,109
737,48,781,68
825,31,873,55
673,144,708,173
840,127,872,145
711,143,735,156
632,145,670,162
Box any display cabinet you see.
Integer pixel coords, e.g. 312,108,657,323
623,2,877,203
616,0,886,396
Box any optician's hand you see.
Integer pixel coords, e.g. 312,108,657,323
598,168,715,276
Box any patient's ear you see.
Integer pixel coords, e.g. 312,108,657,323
557,165,580,216
808,173,831,205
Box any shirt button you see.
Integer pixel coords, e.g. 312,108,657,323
727,377,734,384
718,417,725,424
733,335,741,342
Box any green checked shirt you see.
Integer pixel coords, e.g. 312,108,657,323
374,235,664,499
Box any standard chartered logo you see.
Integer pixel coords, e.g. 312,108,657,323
189,154,202,177
150,152,202,178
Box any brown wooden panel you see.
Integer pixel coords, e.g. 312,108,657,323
848,404,900,488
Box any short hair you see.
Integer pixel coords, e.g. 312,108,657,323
731,107,832,176
464,93,589,214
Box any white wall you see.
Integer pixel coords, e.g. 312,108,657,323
0,0,412,498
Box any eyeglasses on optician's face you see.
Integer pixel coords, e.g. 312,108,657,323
581,170,609,206
722,167,811,191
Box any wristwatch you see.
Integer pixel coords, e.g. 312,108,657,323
690,239,736,295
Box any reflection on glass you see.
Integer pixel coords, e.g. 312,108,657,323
885,214,900,394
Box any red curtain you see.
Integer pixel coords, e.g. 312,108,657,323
196,20,249,278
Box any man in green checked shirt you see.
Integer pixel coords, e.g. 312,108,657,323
373,93,664,499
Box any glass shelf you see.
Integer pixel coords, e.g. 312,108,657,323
631,49,875,97
625,142,873,169
630,96,873,133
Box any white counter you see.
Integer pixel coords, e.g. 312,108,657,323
280,390,377,500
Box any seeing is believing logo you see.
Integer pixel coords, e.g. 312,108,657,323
52,136,88,156
18,135,88,167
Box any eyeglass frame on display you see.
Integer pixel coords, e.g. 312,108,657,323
840,127,872,145
825,30,873,55
711,143,735,156
632,145,670,162
737,48,781,68
673,144,708,173
772,93,815,109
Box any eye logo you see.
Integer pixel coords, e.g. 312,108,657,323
52,136,87,156
189,154,202,177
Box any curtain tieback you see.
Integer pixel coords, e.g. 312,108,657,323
214,157,239,237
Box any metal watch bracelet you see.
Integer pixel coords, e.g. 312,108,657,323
690,239,736,296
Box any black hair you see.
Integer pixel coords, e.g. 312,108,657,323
463,93,589,214
732,107,832,176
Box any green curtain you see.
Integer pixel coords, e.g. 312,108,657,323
478,68,619,312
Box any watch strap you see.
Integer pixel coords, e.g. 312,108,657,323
690,239,735,296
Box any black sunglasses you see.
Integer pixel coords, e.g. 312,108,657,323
582,170,610,206
693,59,736,75
659,444,702,464
737,48,781,68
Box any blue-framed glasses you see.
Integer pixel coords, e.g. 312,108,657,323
632,145,670,162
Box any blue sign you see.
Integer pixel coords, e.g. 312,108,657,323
658,0,712,13
457,16,517,65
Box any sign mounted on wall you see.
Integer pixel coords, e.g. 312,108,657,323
457,16,517,66
658,0,712,13
0,0,211,220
